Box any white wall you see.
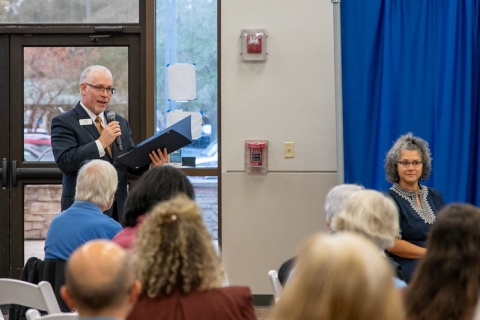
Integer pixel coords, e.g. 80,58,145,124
221,0,338,294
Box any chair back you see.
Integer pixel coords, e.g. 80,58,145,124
0,279,61,314
26,309,78,320
268,270,283,304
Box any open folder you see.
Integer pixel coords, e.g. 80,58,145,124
117,116,193,170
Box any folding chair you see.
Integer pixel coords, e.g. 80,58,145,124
26,309,78,320
0,279,61,319
268,270,283,304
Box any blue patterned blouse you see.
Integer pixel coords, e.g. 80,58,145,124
386,183,445,283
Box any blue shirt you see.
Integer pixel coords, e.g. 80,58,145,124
44,201,123,260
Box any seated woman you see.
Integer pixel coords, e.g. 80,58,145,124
113,165,195,250
127,195,256,320
332,189,406,285
383,133,445,282
405,203,480,320
270,232,404,320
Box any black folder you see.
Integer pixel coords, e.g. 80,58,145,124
117,116,193,169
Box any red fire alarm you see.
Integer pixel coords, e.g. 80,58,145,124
247,34,262,53
241,29,267,61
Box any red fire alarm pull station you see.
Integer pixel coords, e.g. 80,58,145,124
245,140,268,173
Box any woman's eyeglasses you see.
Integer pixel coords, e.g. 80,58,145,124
397,161,422,168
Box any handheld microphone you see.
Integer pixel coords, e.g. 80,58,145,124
106,111,123,151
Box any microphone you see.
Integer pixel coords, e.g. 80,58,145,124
106,111,123,151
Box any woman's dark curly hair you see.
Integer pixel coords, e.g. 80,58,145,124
122,166,195,227
384,132,432,183
405,204,480,320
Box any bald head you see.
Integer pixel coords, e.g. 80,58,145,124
63,240,135,313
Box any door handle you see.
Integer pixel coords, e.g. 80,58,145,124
7,162,61,187
11,160,17,187
1,158,6,187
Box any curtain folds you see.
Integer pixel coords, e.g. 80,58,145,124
342,0,480,204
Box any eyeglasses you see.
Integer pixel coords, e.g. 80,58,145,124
397,161,422,168
84,83,116,95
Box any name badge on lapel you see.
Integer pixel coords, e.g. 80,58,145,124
79,119,93,126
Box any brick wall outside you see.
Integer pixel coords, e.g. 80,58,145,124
24,179,218,241
24,185,62,239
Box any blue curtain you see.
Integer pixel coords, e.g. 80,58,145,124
342,0,480,205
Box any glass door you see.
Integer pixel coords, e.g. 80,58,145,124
2,33,141,278
0,34,11,279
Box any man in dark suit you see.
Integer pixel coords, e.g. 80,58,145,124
51,65,167,222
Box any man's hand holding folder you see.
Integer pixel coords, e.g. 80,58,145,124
117,116,193,170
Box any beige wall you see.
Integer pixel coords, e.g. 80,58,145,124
221,0,337,293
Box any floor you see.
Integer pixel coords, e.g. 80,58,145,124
24,240,44,262
256,307,271,320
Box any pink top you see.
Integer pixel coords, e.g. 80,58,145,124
112,215,146,250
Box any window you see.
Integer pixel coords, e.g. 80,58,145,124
23,47,128,162
154,0,218,169
154,0,219,240
0,0,139,24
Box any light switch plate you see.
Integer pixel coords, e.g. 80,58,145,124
284,142,294,158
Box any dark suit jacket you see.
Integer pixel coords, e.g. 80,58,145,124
51,102,147,221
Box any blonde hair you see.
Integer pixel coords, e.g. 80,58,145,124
134,195,224,297
332,189,399,249
271,233,405,320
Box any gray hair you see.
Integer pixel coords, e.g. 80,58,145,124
332,189,399,250
325,184,364,222
75,160,118,207
79,65,113,91
384,132,432,183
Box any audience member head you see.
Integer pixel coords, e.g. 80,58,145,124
123,165,195,227
324,184,364,229
134,195,223,297
405,203,480,320
271,232,404,320
75,159,117,210
61,240,140,318
384,132,432,183
332,189,399,250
